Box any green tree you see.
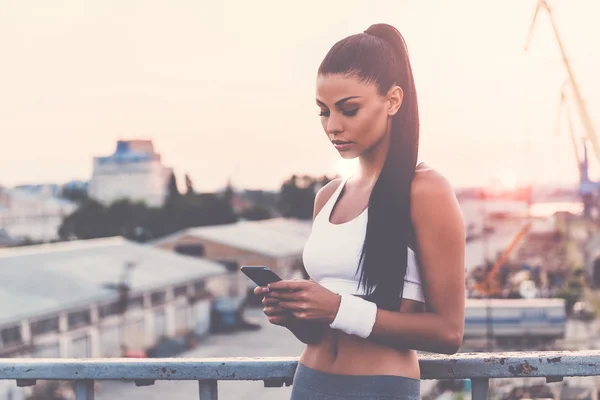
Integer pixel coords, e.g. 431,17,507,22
240,205,272,221
59,199,117,240
60,186,89,204
107,199,153,241
166,172,181,200
222,179,235,207
184,174,194,195
278,174,332,219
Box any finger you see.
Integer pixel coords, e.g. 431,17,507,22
253,286,269,296
291,311,308,320
268,315,289,325
263,305,288,316
268,279,307,291
268,290,303,301
262,297,280,306
278,301,304,311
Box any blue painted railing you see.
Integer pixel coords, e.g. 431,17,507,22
1,351,599,399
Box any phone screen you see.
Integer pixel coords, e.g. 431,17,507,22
241,266,282,287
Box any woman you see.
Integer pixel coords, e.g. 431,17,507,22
254,23,465,400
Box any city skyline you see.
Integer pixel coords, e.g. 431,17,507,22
2,0,600,191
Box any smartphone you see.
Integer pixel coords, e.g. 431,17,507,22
241,266,282,287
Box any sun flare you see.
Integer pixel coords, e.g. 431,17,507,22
335,158,359,179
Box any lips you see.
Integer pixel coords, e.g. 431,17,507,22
332,140,353,151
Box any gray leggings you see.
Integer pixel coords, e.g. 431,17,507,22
290,363,420,400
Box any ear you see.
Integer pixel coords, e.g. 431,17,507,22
386,86,403,116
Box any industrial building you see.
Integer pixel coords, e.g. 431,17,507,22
0,237,228,360
152,218,312,296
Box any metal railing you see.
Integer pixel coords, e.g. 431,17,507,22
1,350,599,399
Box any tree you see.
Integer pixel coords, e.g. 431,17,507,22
240,205,272,221
107,199,153,241
185,174,194,195
277,174,333,219
176,193,237,227
166,172,180,200
222,178,235,206
59,190,239,242
56,174,333,243
60,186,89,204
58,199,117,240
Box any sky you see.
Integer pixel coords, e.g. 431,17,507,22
1,0,600,191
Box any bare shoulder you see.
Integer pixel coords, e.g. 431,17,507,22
313,178,344,220
412,163,455,202
411,163,463,228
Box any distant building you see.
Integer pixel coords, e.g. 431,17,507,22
0,187,77,242
0,237,227,399
13,183,62,198
0,237,227,357
152,218,312,296
62,179,89,192
88,140,173,207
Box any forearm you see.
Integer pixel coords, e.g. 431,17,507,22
368,309,463,354
284,319,328,345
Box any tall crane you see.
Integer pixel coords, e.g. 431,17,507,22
556,82,600,216
524,0,600,216
524,0,600,163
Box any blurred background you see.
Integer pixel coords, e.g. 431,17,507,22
1,0,600,399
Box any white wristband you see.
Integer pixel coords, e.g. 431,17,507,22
329,294,377,338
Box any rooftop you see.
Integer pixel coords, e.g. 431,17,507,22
152,218,312,258
0,237,226,325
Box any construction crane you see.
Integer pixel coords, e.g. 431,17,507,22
525,0,600,216
474,221,532,298
556,82,600,216
525,0,600,162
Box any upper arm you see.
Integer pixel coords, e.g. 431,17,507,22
312,179,343,221
411,169,465,333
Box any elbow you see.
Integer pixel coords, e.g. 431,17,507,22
440,326,464,355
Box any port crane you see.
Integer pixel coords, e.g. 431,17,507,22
474,0,600,297
525,0,600,216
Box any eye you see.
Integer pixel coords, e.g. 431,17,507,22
318,110,330,117
343,108,359,117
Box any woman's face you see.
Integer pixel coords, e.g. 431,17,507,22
316,73,402,159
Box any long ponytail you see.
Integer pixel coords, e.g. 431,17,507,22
318,23,420,310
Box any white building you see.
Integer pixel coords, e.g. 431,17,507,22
0,237,227,399
88,140,173,207
0,187,77,242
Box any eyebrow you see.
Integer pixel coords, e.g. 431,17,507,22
316,96,362,108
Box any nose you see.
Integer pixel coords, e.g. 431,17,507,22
325,114,344,136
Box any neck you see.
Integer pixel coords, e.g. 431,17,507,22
354,130,391,187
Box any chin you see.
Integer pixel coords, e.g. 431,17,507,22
338,151,360,160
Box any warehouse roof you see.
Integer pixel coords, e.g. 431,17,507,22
0,237,226,325
152,218,312,258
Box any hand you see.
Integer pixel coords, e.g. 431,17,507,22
253,286,292,326
266,279,341,324
262,295,294,326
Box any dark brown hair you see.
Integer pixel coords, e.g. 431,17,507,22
318,23,420,310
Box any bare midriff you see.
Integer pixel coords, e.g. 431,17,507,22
298,297,426,378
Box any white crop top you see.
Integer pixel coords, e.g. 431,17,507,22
302,178,425,303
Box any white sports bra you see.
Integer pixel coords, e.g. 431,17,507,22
302,177,425,303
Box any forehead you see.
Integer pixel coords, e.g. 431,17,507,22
316,74,379,103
